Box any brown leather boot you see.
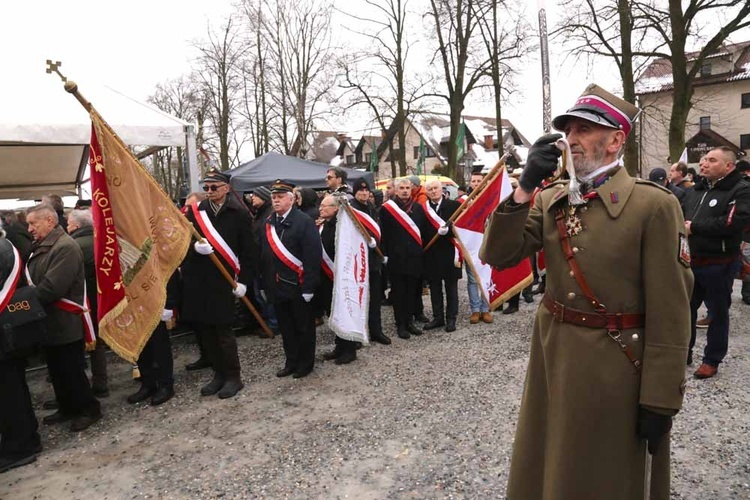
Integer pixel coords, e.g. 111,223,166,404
693,363,718,379
481,312,494,324
470,312,480,324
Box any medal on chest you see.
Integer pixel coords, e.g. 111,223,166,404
565,205,584,237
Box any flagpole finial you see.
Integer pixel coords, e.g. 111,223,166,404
45,59,67,83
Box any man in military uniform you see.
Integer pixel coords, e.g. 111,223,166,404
480,84,692,500
350,180,390,345
182,169,256,399
259,180,322,378
421,179,462,332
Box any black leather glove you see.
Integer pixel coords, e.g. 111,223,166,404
518,133,563,193
636,407,673,455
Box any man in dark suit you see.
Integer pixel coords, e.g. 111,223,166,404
182,169,256,399
259,180,322,378
421,179,462,332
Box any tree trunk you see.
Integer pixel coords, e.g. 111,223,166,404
618,0,638,176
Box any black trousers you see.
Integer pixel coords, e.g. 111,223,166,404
137,322,174,388
44,340,100,418
195,323,241,380
89,325,108,390
429,277,459,321
368,270,384,336
275,297,316,373
0,358,40,458
390,273,420,327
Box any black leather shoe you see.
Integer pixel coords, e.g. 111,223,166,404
413,313,429,323
185,358,212,371
218,379,244,399
43,411,72,426
200,375,225,396
502,305,519,315
423,318,445,330
150,386,175,406
397,327,410,339
70,411,102,432
276,367,295,377
42,400,59,410
407,322,423,336
323,348,342,360
445,320,456,332
293,368,313,379
335,350,357,365
127,385,155,404
371,333,392,345
522,292,534,304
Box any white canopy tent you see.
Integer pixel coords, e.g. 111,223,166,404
0,76,200,201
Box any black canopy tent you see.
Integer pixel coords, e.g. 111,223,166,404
226,152,375,192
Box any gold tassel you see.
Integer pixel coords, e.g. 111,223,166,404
132,364,141,380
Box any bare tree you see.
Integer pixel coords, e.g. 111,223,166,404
239,0,271,157
476,0,534,157
193,16,251,170
427,0,493,181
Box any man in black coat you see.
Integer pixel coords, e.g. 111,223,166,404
182,169,256,399
421,179,462,332
350,181,390,345
682,146,750,379
380,178,430,339
259,180,322,378
248,187,278,331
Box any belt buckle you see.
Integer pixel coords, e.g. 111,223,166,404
553,302,565,322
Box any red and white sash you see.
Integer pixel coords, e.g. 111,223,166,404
319,225,334,280
382,199,421,246
458,194,468,204
421,201,462,267
0,243,22,313
266,223,304,284
25,257,96,348
190,204,240,276
350,207,381,242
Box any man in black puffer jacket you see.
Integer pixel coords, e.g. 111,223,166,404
682,146,750,379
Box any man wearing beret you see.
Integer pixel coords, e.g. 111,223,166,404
259,180,322,378
182,168,256,399
480,84,692,499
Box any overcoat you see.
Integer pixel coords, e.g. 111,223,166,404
27,226,86,346
379,200,428,276
479,167,693,500
422,198,462,280
181,197,256,325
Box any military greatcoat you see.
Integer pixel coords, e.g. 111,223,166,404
479,167,693,500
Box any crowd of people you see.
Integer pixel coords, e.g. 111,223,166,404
1,82,748,500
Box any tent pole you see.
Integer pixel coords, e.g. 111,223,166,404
185,125,201,194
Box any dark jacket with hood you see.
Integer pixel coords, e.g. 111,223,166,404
298,188,320,220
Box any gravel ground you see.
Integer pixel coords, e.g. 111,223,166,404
2,279,749,499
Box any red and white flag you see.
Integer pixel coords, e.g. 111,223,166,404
329,207,369,344
453,167,533,310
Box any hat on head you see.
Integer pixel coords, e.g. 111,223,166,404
409,175,421,187
648,168,667,183
553,84,641,136
270,179,295,193
252,186,272,203
352,180,371,195
203,168,230,183
736,159,750,172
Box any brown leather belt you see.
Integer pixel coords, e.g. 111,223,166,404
542,292,645,331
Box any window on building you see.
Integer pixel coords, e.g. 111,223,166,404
741,134,750,150
413,146,420,159
346,155,355,165
700,63,712,77
699,116,711,130
425,148,436,158
365,153,372,163
742,93,750,109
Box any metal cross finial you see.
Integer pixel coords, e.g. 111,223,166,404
45,60,67,83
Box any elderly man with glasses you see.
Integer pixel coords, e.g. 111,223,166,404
181,168,257,399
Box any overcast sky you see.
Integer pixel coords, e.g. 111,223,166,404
2,0,748,164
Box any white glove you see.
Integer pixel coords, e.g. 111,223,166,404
160,309,174,322
302,293,314,303
382,256,389,265
194,240,214,255
368,238,377,249
233,282,247,298
438,225,449,236
260,289,267,301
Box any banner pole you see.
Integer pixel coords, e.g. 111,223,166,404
340,201,385,259
58,78,273,339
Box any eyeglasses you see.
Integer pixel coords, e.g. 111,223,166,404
202,184,226,192
325,175,335,180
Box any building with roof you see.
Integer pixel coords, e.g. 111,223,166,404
636,40,750,173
